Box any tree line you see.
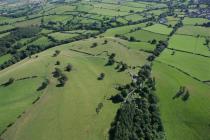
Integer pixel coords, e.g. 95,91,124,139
109,65,165,140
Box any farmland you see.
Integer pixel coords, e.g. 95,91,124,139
0,0,210,140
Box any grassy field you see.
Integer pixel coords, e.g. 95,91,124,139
176,26,210,37
143,24,173,35
49,32,79,41
68,37,150,66
102,23,147,37
153,61,210,140
0,54,11,65
1,0,210,140
168,34,210,56
0,25,15,32
125,29,168,42
157,49,210,81
28,36,53,48
183,17,209,25
1,41,131,140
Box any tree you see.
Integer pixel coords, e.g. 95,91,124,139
91,42,98,48
53,68,62,78
182,90,190,101
151,39,157,44
66,64,73,72
106,53,116,65
53,50,60,57
98,73,105,80
104,40,108,44
37,79,49,91
129,36,135,42
56,61,60,65
58,74,68,86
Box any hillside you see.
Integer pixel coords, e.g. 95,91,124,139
0,0,210,140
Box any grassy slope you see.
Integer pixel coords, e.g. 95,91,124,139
69,37,150,67
153,61,210,140
1,38,134,140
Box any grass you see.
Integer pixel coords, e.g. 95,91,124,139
1,1,210,140
14,18,42,27
176,26,210,37
125,29,168,42
157,49,210,81
28,36,52,48
0,25,15,32
0,32,10,38
123,14,144,22
168,34,210,56
0,55,53,134
143,24,173,35
1,43,130,140
43,15,73,24
49,32,79,41
102,23,147,37
68,37,150,67
0,54,11,65
153,61,210,140
183,17,209,25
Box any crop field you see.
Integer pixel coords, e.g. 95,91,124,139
0,0,210,140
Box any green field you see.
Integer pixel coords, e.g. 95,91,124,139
0,54,11,65
1,41,131,140
183,17,209,25
153,61,210,140
168,34,210,56
125,29,168,42
176,26,210,37
0,0,210,140
49,32,79,41
157,49,210,81
143,24,173,35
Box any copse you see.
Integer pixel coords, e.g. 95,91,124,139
53,68,62,78
109,64,165,140
106,53,116,65
37,79,49,91
58,74,68,87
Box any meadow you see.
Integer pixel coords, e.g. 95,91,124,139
153,61,210,140
0,0,210,140
1,40,131,140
